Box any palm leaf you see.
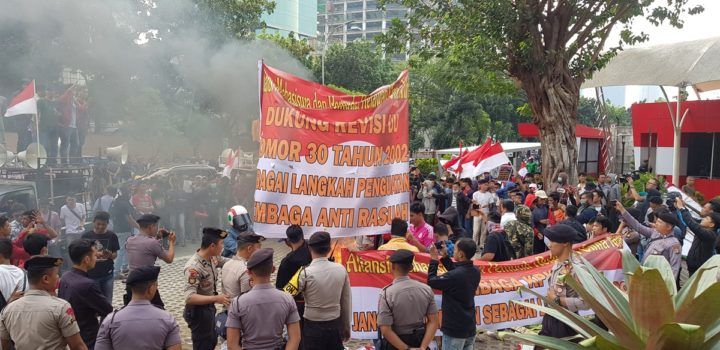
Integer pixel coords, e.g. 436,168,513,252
646,323,704,349
628,267,675,340
675,255,720,310
674,283,720,329
621,248,641,287
577,256,634,325
642,255,677,296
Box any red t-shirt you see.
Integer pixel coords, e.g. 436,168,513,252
12,228,50,268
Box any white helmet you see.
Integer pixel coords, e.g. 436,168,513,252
227,205,252,231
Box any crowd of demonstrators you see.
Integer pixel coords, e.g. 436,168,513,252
35,84,89,165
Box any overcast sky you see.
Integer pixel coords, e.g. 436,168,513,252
628,0,720,46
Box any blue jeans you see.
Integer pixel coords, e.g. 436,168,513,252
442,334,475,350
114,232,131,277
462,218,473,238
93,274,114,304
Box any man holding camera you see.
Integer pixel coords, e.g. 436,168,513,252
124,214,176,308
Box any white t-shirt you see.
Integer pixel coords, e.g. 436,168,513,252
60,203,86,235
473,190,495,214
0,265,27,302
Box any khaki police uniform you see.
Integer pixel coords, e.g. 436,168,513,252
183,251,229,350
378,276,438,349
221,256,251,299
96,300,181,350
0,289,80,350
539,254,590,338
299,232,351,350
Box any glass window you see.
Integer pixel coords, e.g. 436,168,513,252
366,10,383,20
347,1,363,11
347,33,363,42
349,12,363,20
577,139,600,175
387,9,407,19
686,133,719,177
366,1,379,10
330,14,345,21
366,21,382,30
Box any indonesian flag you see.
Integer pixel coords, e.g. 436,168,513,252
518,161,528,178
456,140,511,179
4,80,37,117
443,141,467,170
448,138,491,177
222,149,236,178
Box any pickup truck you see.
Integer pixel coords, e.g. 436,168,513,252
0,180,38,217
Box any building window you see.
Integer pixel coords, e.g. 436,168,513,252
386,9,406,19
349,12,363,20
366,1,379,10
686,133,720,178
347,1,364,11
366,21,382,31
347,33,363,42
578,139,600,175
366,10,383,20
330,14,345,21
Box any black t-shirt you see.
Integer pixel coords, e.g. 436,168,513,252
275,243,312,293
110,198,134,233
81,230,120,278
485,231,511,262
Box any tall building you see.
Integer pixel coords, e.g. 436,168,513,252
261,0,318,39
317,0,409,59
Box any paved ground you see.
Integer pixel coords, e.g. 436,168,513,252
109,240,521,349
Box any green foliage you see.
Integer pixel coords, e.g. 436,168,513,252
257,31,314,69
407,57,524,151
414,158,438,176
312,41,398,94
182,0,275,43
577,97,631,127
501,251,720,349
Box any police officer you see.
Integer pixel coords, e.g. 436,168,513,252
95,266,182,350
221,230,264,299
298,231,351,350
183,227,231,350
378,249,439,350
124,214,176,308
0,256,87,350
539,224,590,339
226,248,301,350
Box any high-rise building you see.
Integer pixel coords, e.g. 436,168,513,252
317,0,409,59
261,0,318,39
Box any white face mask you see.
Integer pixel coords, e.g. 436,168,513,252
544,236,552,247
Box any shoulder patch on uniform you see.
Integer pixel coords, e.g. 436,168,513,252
188,268,199,285
66,307,76,320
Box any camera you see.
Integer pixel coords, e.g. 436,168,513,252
618,171,641,183
434,241,444,249
159,229,171,238
666,192,682,210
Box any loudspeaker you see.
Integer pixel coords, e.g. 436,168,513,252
104,143,128,164
17,143,47,169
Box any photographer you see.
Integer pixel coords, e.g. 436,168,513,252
676,198,720,276
124,214,175,308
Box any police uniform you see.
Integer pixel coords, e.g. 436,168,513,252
378,249,438,350
621,210,682,279
124,214,168,308
221,231,265,299
95,266,182,350
227,248,301,350
0,257,82,350
183,228,230,350
298,232,352,350
538,225,590,339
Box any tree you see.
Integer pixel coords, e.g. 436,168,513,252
312,41,398,94
257,31,314,69
380,0,702,183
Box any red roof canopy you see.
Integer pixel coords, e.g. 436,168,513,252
517,123,604,139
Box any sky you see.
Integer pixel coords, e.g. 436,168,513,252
582,0,720,106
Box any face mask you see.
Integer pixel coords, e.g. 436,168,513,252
544,236,552,247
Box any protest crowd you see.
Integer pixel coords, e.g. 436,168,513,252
0,146,717,350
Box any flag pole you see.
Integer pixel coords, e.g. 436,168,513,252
33,80,41,151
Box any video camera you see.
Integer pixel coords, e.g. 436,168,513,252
618,171,641,184
666,191,682,211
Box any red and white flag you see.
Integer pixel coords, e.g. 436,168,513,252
443,141,467,171
4,80,37,117
222,149,236,178
453,140,510,179
448,138,491,177
518,161,528,178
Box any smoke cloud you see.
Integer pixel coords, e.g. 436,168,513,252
0,0,312,157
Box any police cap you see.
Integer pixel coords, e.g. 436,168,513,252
237,231,265,245
202,227,228,239
657,211,679,227
246,248,274,270
307,231,331,247
389,249,414,264
126,265,161,285
24,256,62,271
543,224,577,244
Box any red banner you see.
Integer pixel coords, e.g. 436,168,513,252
340,234,626,338
254,64,410,238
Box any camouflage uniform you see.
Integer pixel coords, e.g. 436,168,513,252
506,205,534,258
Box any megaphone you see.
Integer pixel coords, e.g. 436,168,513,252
17,143,47,169
218,148,234,166
104,143,128,164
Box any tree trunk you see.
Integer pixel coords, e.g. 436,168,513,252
522,74,580,185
